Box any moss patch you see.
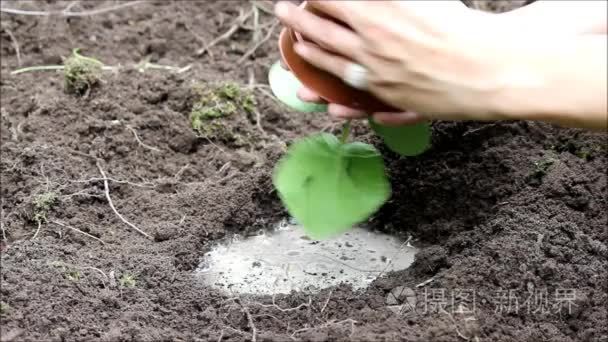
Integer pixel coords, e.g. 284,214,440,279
189,82,257,143
64,49,103,95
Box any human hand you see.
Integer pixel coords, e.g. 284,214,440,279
278,59,425,126
274,0,509,122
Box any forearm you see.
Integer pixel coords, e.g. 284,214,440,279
490,35,607,131
494,0,607,35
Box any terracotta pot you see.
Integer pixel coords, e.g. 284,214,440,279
278,1,398,113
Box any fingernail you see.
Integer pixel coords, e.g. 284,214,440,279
373,111,424,126
279,58,289,70
274,1,289,18
294,43,308,56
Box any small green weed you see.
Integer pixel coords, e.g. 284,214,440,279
65,270,81,282
531,156,557,179
549,136,607,162
119,273,137,288
49,261,80,282
33,192,57,226
0,302,9,315
574,145,605,161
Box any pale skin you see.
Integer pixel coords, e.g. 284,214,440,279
274,0,607,131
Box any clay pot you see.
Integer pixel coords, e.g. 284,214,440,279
278,1,398,113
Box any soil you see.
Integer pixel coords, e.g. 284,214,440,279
1,1,606,341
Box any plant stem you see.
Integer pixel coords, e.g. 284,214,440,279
340,120,352,144
11,65,64,75
72,48,103,65
11,65,117,75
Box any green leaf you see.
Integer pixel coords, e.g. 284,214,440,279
273,133,390,240
369,119,431,156
268,61,328,113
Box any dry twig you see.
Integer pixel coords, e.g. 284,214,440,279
415,277,436,288
291,319,357,339
250,0,274,16
0,202,8,242
0,1,144,17
185,22,214,59
251,2,261,43
126,125,162,152
32,221,43,239
1,25,22,66
441,309,472,341
237,20,279,64
50,220,105,245
196,8,254,56
71,177,154,188
96,161,152,240
320,289,333,313
252,294,311,312
241,304,258,342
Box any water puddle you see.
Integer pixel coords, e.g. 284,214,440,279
196,222,417,295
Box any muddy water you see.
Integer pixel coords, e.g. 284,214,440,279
196,222,417,295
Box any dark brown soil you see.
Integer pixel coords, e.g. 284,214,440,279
1,1,606,341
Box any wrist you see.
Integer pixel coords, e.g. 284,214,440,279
486,35,607,130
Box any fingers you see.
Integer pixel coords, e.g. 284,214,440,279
274,1,364,62
297,86,325,103
328,104,367,119
304,1,359,26
326,107,427,127
372,112,426,126
296,87,366,119
296,88,367,122
293,42,352,81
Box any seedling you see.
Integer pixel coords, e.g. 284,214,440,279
273,123,391,239
269,61,431,239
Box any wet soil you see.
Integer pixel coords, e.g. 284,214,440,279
1,1,606,341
